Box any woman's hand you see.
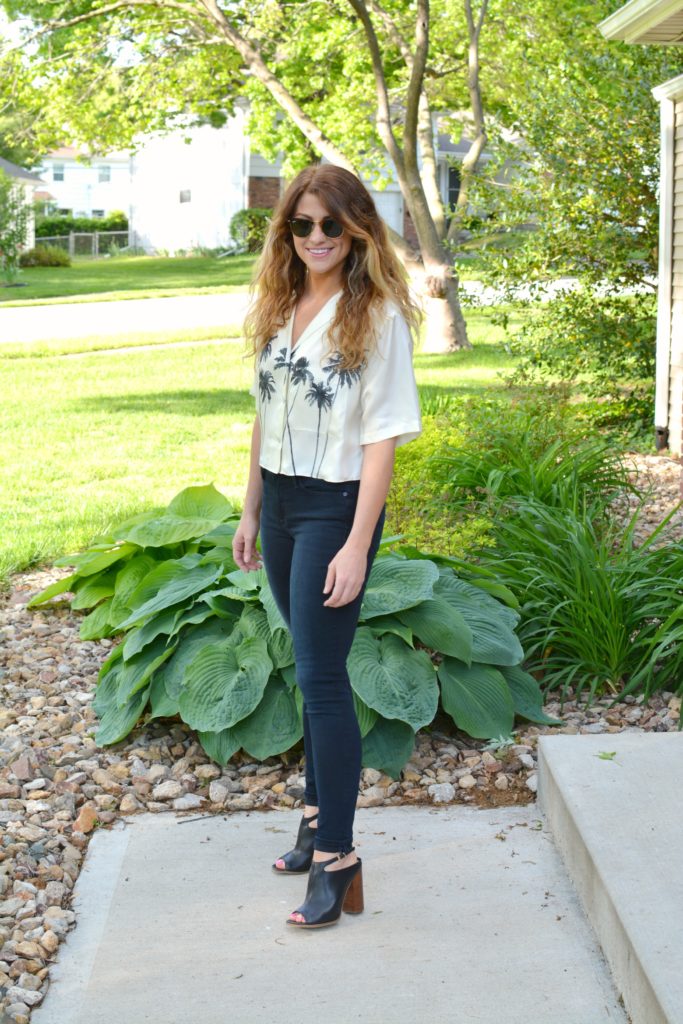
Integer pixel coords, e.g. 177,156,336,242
232,512,263,573
323,539,368,608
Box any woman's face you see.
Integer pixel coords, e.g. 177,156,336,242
290,191,352,286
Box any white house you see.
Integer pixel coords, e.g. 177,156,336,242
35,146,131,218
34,106,491,254
600,0,683,456
0,155,46,248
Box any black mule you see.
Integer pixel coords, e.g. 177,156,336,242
272,812,319,874
285,848,364,929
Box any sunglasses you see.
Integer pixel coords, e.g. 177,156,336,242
288,216,344,239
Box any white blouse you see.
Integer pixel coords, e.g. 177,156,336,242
249,290,422,482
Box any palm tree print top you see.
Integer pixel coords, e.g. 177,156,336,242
250,290,422,481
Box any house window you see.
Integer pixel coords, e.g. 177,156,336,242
98,166,111,183
92,209,105,218
53,164,65,182
447,164,461,210
58,208,71,216
179,190,191,204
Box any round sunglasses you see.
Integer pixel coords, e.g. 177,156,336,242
288,216,344,239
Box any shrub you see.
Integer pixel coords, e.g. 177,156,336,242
35,210,129,237
465,496,683,720
27,483,559,774
19,244,71,267
230,208,272,253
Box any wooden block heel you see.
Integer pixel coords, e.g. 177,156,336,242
342,863,364,914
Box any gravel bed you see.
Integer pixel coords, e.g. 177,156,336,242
1,450,681,1023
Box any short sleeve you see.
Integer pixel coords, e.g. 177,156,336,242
359,309,422,447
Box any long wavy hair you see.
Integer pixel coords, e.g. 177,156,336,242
243,164,423,370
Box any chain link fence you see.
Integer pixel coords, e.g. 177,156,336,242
36,231,130,257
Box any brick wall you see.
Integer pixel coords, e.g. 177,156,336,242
248,176,282,209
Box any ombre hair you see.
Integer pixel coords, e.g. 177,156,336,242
243,164,423,371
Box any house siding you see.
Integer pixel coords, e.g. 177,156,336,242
669,99,683,453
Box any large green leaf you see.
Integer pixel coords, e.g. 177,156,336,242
93,649,124,717
26,572,79,608
70,568,118,610
108,554,160,625
348,628,438,730
234,674,303,758
361,717,416,779
166,482,234,520
54,543,137,577
501,665,563,725
434,570,521,631
122,603,185,660
197,727,242,766
116,634,178,706
95,686,150,746
437,657,515,739
269,627,295,670
117,515,228,549
80,598,117,640
156,618,237,700
359,557,439,619
397,597,473,662
118,554,223,628
433,571,523,665
148,671,180,721
260,575,289,633
178,636,273,731
367,615,414,646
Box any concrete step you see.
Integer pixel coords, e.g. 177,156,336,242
537,731,683,1024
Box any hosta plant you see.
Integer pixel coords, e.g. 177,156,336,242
28,484,561,777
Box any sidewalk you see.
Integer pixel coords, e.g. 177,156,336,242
0,293,251,344
30,803,627,1024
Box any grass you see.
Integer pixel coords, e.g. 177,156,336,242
0,254,258,305
0,307,516,593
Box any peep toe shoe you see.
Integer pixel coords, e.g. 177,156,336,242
272,812,318,874
286,848,364,929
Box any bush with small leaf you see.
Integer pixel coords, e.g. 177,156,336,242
28,483,560,777
19,244,71,268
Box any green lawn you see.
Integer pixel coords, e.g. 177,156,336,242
0,307,519,593
0,254,258,305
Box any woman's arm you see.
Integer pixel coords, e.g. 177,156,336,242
232,415,264,572
322,436,396,608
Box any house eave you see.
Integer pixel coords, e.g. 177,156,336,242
652,71,683,99
598,0,683,43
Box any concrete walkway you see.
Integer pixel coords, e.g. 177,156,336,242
31,803,626,1024
0,293,251,344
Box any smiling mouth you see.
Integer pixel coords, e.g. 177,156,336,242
307,247,333,254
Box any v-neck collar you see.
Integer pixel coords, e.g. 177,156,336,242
287,288,343,358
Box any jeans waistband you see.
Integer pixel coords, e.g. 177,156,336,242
261,467,360,491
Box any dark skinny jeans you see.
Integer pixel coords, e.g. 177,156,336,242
258,467,385,854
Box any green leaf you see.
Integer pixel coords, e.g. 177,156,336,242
116,514,227,548
234,674,303,758
196,727,242,767
361,717,416,780
178,636,273,731
157,618,237,700
348,628,438,731
95,685,150,746
500,664,563,725
122,604,184,660
166,482,234,520
268,627,295,670
397,597,473,662
353,691,378,737
118,553,223,628
260,574,289,633
54,543,137,577
116,634,178,706
108,554,160,626
359,556,439,619
26,572,79,608
437,658,515,739
433,571,523,665
367,615,414,646
79,598,117,640
148,671,180,721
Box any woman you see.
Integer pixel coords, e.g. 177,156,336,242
232,163,422,929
